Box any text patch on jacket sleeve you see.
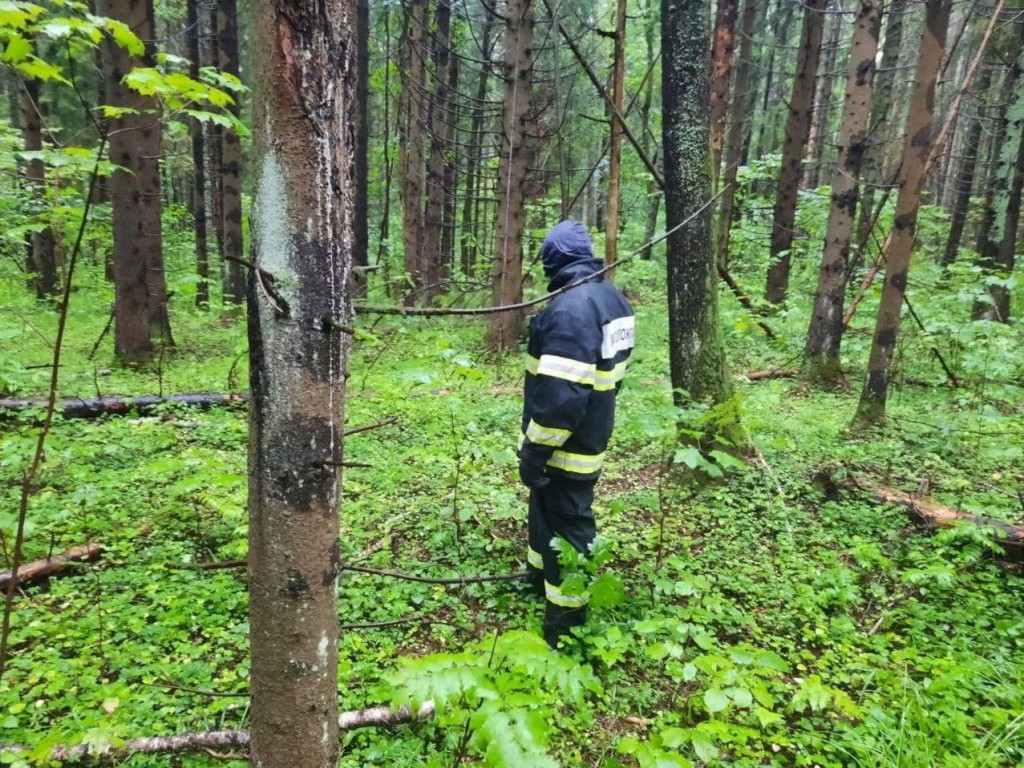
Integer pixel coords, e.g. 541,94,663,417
600,316,635,359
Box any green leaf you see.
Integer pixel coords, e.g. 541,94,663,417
102,17,143,55
16,57,69,84
703,688,729,713
674,447,702,469
1,34,31,63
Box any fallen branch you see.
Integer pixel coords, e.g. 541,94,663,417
716,265,780,341
0,544,104,593
0,393,248,420
875,487,1024,560
167,559,246,571
0,702,435,762
735,369,798,382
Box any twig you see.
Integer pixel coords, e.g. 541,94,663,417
343,416,398,437
340,614,427,630
716,264,780,340
0,137,106,687
341,564,528,585
168,559,246,571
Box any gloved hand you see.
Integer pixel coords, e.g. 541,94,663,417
518,455,550,489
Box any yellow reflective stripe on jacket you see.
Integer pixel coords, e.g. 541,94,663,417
593,360,630,391
525,419,571,447
545,580,589,608
535,354,596,385
526,355,540,375
528,547,544,570
547,450,605,474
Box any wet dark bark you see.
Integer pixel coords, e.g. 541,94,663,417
766,0,827,304
716,0,757,265
605,0,627,276
98,0,174,361
398,0,428,303
710,0,737,191
640,0,661,261
353,0,370,298
187,0,210,308
855,0,951,426
247,0,355,764
218,0,245,305
663,0,735,415
19,71,58,300
487,0,534,351
804,0,882,385
941,65,991,267
805,0,843,189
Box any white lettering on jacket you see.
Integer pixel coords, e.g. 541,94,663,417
601,316,635,359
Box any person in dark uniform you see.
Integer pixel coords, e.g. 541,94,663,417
517,220,635,647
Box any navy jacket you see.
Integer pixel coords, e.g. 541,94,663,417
519,221,635,480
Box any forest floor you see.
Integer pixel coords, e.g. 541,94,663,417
1,254,1023,768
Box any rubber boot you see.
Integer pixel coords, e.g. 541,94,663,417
543,604,587,649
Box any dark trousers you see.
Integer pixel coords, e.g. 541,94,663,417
526,476,597,645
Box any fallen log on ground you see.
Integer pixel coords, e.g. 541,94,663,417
0,393,249,420
0,701,435,762
0,544,104,593
735,369,798,382
876,487,1024,560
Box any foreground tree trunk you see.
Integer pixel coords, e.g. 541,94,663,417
804,0,882,385
766,0,827,304
98,0,174,361
247,0,355,764
487,0,534,351
854,0,951,426
218,0,245,306
663,0,736,429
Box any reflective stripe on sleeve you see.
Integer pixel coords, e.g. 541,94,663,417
545,580,589,608
526,355,540,375
594,360,630,391
528,547,544,570
535,354,596,385
525,419,572,447
547,450,605,474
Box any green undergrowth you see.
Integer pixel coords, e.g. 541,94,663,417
1,251,1022,768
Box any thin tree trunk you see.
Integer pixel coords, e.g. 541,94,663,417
247,0,355,763
187,0,210,308
205,1,225,275
804,0,882,385
716,0,757,265
352,0,370,298
766,0,827,304
99,0,173,361
421,0,453,304
605,0,627,278
399,0,428,304
663,0,736,428
218,0,245,306
439,51,460,273
487,0,534,351
710,0,738,192
805,0,843,189
751,0,796,160
459,13,495,277
854,0,951,426
856,0,907,260
941,65,991,266
19,70,58,300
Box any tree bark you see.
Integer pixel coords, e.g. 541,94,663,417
421,0,454,304
19,69,58,300
0,545,104,593
715,0,757,265
663,0,736,423
460,12,496,276
98,0,174,361
856,0,907,260
804,0,882,385
352,0,370,298
605,0,627,278
398,0,428,303
710,0,738,192
854,0,951,426
187,0,210,308
640,0,661,261
766,0,827,304
487,0,534,351
805,0,844,189
247,0,355,763
940,65,991,266
218,0,245,306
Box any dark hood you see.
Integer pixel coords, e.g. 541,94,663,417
541,220,604,290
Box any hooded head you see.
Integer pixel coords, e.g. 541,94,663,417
540,220,603,288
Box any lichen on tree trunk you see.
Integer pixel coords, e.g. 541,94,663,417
247,1,355,765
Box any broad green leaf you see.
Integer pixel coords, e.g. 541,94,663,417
1,34,31,63
703,688,729,713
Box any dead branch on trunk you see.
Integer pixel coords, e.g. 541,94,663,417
876,487,1024,560
0,702,435,762
0,544,104,593
716,265,780,341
